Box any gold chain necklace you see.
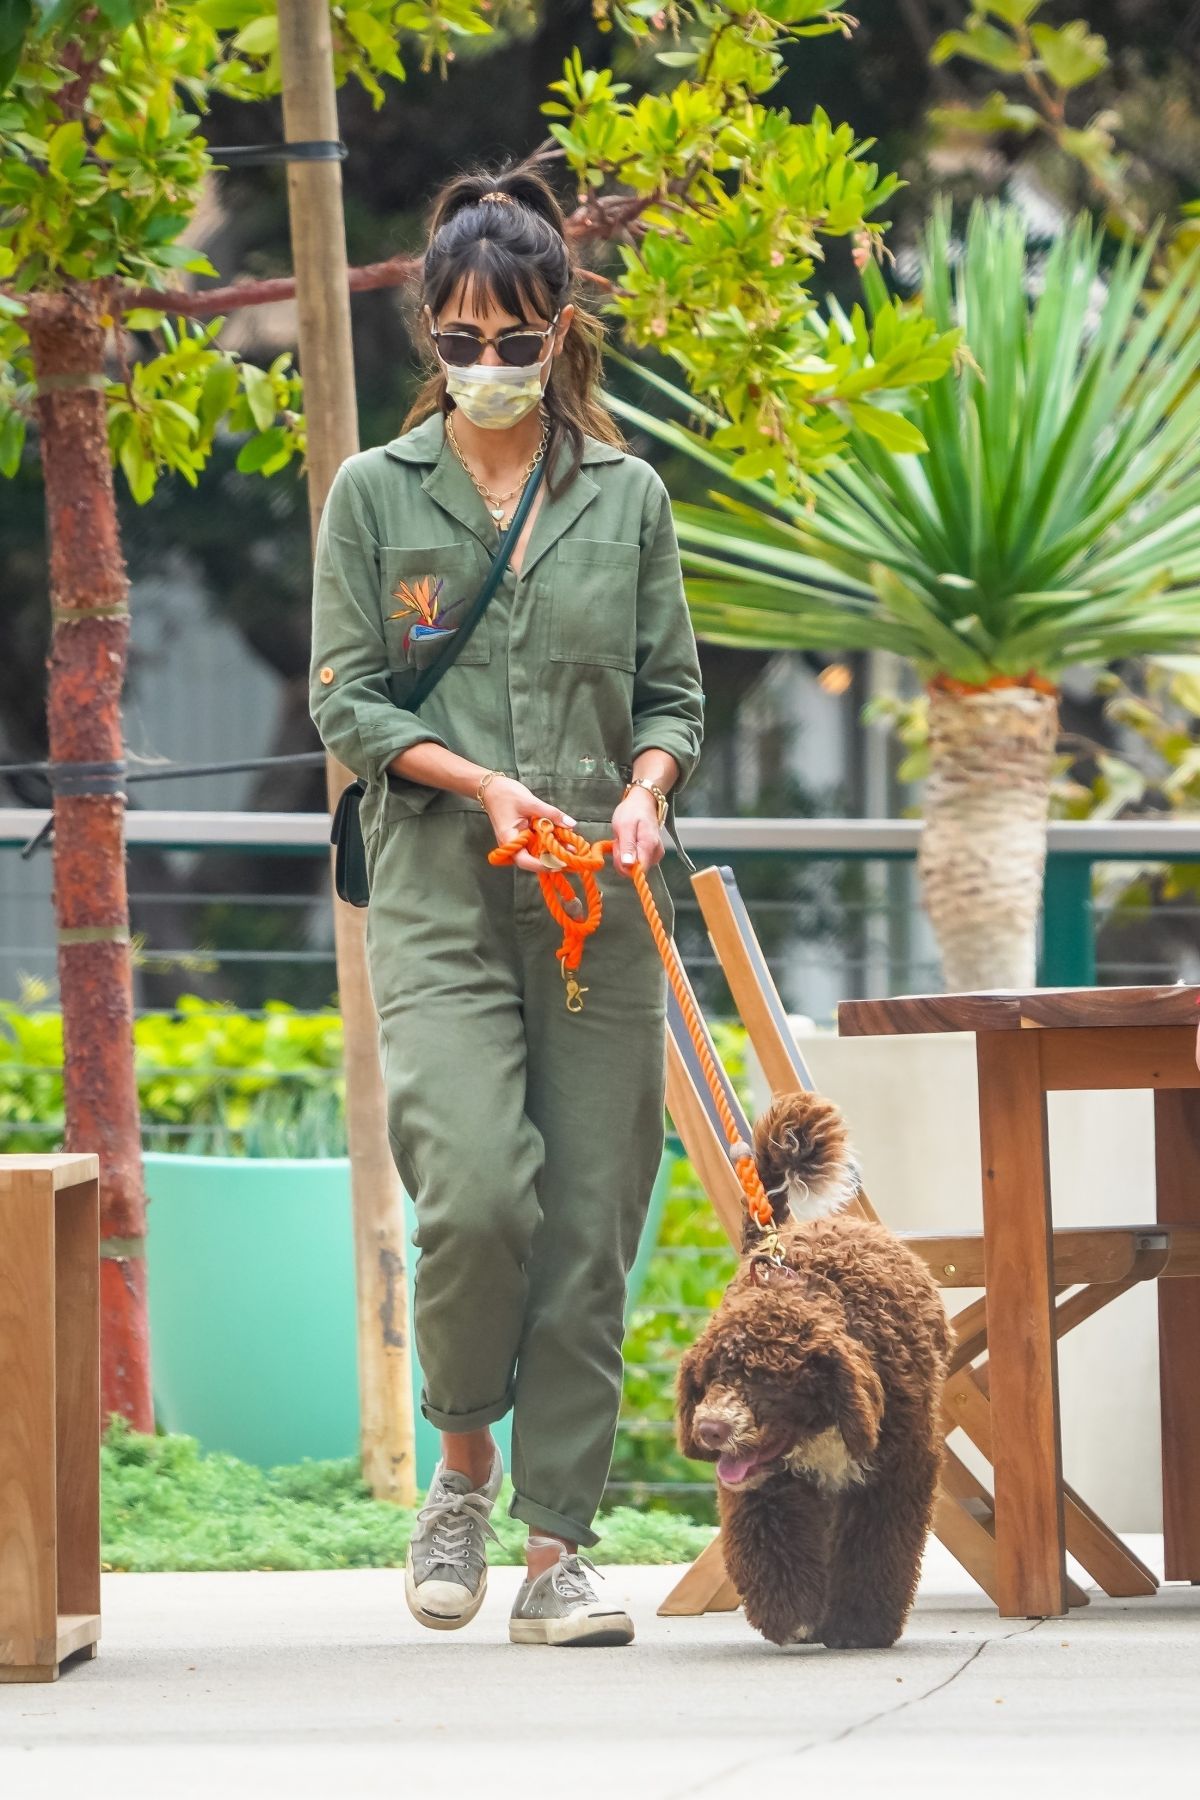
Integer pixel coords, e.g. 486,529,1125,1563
446,413,550,524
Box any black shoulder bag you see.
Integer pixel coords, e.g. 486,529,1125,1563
330,456,546,907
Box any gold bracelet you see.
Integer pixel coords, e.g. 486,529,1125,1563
623,777,668,827
476,768,503,806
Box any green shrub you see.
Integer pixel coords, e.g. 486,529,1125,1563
101,1416,716,1572
0,996,754,1164
0,994,345,1155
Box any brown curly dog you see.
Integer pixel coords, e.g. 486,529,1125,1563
677,1091,950,1649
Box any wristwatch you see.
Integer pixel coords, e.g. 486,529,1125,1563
623,776,669,826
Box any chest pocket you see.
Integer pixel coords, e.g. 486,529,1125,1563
380,543,489,669
549,539,640,672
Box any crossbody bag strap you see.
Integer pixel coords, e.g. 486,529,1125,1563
665,789,697,875
399,453,546,714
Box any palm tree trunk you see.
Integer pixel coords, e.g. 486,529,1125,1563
28,282,153,1430
918,684,1059,992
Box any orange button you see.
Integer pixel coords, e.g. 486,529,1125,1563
319,665,335,685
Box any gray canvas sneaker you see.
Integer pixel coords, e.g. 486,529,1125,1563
509,1538,635,1647
405,1448,503,1631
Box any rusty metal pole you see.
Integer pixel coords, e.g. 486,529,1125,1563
277,0,417,1503
27,283,153,1431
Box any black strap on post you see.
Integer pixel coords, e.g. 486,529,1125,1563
208,141,348,167
48,760,127,797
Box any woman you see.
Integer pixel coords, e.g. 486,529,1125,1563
309,162,704,1648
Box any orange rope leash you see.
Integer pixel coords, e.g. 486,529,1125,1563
488,818,775,1232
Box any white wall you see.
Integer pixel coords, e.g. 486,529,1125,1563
124,555,280,813
749,1029,1162,1532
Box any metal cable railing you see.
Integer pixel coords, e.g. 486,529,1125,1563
6,808,1200,1512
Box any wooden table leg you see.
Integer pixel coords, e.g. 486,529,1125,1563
1154,1089,1200,1581
976,1032,1068,1617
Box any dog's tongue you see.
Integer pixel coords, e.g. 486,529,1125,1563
717,1453,757,1486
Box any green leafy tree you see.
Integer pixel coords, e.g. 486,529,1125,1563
0,1,546,493
927,0,1199,262
607,202,1200,988
929,1,1118,203
544,10,960,492
2,3,961,501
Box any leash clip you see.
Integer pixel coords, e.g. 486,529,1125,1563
562,961,588,1013
748,1226,796,1286
750,1251,797,1287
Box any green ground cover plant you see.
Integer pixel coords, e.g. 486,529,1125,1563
101,1418,716,1573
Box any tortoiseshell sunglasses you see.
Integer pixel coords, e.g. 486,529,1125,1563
430,310,561,368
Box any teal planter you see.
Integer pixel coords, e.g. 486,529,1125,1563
144,1146,675,1484
144,1154,360,1470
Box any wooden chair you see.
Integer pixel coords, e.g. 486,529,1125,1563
0,1155,101,1682
658,867,1198,1618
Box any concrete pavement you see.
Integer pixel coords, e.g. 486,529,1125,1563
1,1538,1196,1798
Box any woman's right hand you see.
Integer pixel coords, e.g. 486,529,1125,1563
481,775,577,873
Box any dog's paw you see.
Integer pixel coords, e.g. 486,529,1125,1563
750,1614,820,1647
820,1621,902,1650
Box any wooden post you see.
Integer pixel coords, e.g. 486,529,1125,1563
277,0,417,1503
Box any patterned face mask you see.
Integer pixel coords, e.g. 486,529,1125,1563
440,356,549,430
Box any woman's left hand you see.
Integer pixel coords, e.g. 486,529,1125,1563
611,789,664,876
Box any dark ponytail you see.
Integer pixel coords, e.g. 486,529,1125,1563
400,158,625,498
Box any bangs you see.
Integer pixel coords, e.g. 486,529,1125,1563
426,237,555,326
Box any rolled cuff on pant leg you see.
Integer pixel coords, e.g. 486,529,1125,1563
509,1489,600,1551
421,1388,514,1435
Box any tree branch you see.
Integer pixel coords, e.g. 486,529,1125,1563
110,183,652,319
117,252,422,319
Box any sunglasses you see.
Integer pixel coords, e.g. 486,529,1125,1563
430,310,561,369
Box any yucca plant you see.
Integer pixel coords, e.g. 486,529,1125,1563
612,202,1200,989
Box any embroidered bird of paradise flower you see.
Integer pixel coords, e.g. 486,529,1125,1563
388,574,445,629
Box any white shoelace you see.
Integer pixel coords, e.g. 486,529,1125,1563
416,1487,500,1572
552,1551,603,1605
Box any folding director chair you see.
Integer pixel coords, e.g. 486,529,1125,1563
657,864,1199,1619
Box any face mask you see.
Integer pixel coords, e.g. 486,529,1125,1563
440,357,549,431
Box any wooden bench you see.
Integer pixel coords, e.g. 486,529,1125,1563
0,1155,101,1682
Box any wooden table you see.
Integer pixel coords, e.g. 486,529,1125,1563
838,985,1200,1618
0,1155,101,1681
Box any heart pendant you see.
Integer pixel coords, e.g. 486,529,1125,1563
490,505,505,521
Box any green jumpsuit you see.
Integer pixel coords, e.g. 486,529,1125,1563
309,410,704,1546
